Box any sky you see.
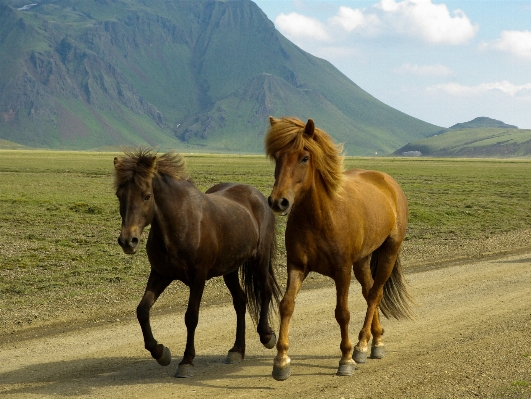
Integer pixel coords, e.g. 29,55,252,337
252,0,531,129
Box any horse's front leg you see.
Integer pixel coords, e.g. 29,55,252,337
223,270,247,364
137,270,173,366
272,266,306,381
334,268,356,376
175,278,206,378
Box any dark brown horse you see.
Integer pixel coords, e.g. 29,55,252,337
265,117,414,380
114,149,281,378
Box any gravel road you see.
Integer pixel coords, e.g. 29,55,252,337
1,251,530,398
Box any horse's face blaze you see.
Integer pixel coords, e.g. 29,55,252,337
269,149,312,216
115,181,154,254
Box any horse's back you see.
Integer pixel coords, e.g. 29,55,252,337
206,182,264,199
205,182,273,230
344,168,407,208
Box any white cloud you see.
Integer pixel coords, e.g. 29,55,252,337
427,82,476,95
275,12,330,41
374,0,479,45
277,1,479,45
481,30,531,59
329,6,380,32
428,81,531,96
394,63,453,77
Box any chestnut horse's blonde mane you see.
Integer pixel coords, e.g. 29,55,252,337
114,148,189,190
265,116,345,196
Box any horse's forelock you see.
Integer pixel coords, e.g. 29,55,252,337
265,117,344,195
265,117,305,158
114,149,157,190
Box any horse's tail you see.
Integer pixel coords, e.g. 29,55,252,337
241,234,282,325
370,251,415,320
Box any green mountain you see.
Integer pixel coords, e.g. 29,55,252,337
448,117,518,131
0,137,29,149
0,0,441,154
395,118,531,157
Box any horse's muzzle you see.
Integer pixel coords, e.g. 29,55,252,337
268,196,291,216
118,235,139,254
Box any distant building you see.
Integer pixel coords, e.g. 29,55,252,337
401,151,422,157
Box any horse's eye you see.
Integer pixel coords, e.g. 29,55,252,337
143,194,151,201
301,156,309,164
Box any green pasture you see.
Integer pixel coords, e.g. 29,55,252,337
1,151,530,331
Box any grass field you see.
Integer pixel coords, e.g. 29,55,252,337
1,150,531,334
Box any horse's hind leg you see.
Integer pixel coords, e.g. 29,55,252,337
223,270,247,364
251,256,278,350
352,255,385,363
354,246,399,364
137,270,173,366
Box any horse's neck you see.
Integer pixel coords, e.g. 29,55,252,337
291,177,336,229
151,176,202,239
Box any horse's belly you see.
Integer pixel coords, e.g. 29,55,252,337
206,242,257,279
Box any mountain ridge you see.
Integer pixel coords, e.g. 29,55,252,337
448,117,518,131
395,117,531,157
0,0,441,154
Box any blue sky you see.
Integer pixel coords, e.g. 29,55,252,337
253,0,531,129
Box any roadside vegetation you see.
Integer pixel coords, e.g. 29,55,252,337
1,151,531,335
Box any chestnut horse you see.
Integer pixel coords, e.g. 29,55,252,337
265,117,414,380
114,149,281,378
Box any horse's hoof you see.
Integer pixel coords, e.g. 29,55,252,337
336,360,356,376
225,351,243,364
156,346,172,366
263,332,277,349
272,364,291,381
174,363,193,378
353,347,368,364
370,345,385,359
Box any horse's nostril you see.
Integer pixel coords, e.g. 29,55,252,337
131,237,139,246
280,198,289,210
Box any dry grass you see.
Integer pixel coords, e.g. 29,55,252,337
1,151,531,337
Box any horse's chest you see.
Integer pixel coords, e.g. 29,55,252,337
286,223,354,274
146,240,189,280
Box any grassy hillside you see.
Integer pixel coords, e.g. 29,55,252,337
0,138,29,149
0,0,441,154
396,128,531,157
448,116,518,130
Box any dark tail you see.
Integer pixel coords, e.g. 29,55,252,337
241,234,282,325
370,250,415,320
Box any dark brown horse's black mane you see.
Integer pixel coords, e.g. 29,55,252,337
114,148,189,190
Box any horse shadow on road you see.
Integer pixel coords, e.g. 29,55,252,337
1,353,342,396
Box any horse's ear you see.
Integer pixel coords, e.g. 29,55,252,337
113,157,119,168
149,156,158,174
269,116,277,126
304,119,315,138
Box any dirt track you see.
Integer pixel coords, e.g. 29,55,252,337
1,252,530,398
